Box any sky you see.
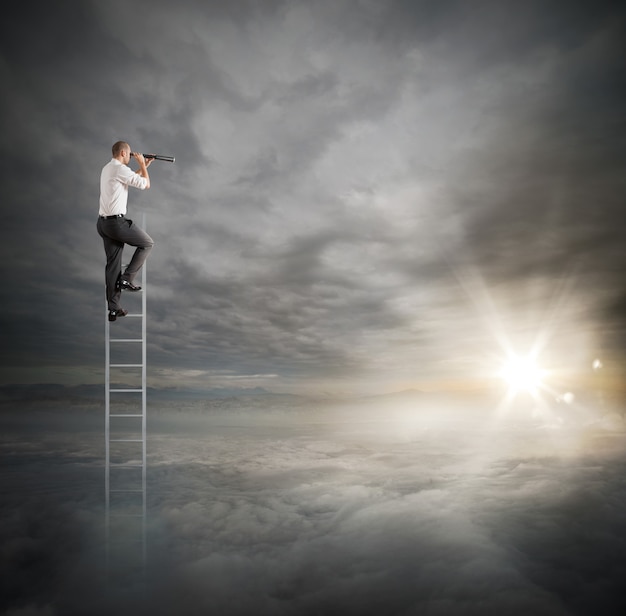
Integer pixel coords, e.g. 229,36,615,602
1,0,625,396
1,4,625,611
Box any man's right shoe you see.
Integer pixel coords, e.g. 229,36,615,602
108,309,128,322
117,279,142,292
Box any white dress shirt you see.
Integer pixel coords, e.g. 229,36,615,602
99,158,148,216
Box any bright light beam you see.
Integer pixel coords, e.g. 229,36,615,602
498,354,544,395
452,262,589,424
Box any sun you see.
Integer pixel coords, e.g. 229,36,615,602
499,354,545,395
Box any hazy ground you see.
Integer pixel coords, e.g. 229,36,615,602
1,393,625,616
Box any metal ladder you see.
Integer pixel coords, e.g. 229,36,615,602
104,241,147,583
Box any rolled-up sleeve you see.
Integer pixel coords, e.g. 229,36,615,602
120,165,148,190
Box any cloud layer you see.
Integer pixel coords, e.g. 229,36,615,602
2,398,625,615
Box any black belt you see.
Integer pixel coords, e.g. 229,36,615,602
99,214,125,219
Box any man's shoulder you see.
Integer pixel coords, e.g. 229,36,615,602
103,158,132,178
102,158,118,172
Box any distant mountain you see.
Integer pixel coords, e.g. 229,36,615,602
147,386,273,400
0,383,493,406
369,388,425,398
0,383,90,401
0,383,276,403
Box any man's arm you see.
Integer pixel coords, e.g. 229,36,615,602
133,153,152,189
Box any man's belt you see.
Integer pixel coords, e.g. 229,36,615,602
99,214,125,219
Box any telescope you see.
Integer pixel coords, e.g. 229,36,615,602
133,152,176,163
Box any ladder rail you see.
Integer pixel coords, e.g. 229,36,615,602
141,257,147,566
104,291,111,558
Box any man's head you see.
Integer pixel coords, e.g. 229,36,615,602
112,141,132,164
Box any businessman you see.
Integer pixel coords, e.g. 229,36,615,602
97,141,155,322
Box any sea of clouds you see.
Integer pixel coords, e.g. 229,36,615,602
1,394,625,615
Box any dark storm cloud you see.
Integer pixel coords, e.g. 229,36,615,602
1,0,625,392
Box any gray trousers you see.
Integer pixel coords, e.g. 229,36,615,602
97,216,154,310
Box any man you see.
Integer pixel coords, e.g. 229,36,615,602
97,141,155,322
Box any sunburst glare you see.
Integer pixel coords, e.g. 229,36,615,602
498,353,546,395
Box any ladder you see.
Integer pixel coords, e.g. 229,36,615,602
104,235,147,584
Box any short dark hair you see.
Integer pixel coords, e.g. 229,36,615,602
112,141,129,157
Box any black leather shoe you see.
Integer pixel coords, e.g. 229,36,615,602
117,279,142,292
108,309,128,322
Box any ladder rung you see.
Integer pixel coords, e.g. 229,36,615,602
109,513,145,518
110,388,143,392
110,414,144,418
110,339,143,343
110,364,143,367
110,464,143,468
125,313,143,317
110,489,144,493
110,438,143,442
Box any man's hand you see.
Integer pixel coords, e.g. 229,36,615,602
131,152,151,188
132,152,154,168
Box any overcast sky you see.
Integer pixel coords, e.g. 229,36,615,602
1,0,624,395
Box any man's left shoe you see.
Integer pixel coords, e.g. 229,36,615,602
117,279,142,291
108,308,128,322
